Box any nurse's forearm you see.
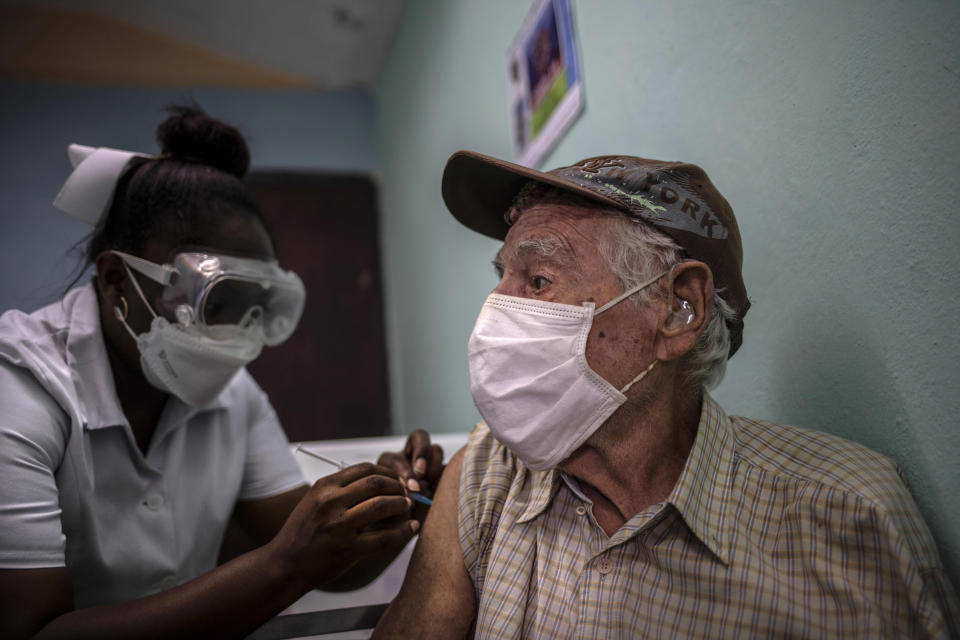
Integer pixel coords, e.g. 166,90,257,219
34,544,313,639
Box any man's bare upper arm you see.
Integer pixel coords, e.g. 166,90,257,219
373,446,476,639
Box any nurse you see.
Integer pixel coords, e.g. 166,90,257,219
0,106,443,638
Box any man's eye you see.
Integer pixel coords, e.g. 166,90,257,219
532,276,550,290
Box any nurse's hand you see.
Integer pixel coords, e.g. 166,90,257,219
377,429,444,522
267,463,416,590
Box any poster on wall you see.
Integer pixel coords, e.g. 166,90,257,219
507,0,583,168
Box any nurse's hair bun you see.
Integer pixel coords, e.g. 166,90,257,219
76,101,268,281
156,104,251,179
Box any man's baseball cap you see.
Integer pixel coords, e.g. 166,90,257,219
441,150,749,356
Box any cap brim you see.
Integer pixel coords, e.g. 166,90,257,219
441,150,625,240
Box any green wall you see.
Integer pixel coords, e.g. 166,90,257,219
377,0,959,582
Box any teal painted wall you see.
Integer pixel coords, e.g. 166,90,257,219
377,1,960,582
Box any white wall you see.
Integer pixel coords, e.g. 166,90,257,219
377,0,960,581
0,82,376,313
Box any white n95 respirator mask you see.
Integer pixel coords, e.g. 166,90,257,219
467,272,665,471
127,315,263,407
111,250,304,407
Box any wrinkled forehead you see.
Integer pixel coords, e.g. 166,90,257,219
499,202,617,268
508,200,618,241
496,234,579,270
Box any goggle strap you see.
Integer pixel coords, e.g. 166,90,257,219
119,261,158,320
112,251,177,286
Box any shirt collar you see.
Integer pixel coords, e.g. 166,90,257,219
665,392,736,564
516,468,562,524
64,283,127,430
514,393,737,564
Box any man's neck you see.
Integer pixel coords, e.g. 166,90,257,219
560,374,702,536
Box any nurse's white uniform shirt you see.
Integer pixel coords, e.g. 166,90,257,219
0,283,306,607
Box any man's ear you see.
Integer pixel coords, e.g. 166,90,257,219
654,261,713,362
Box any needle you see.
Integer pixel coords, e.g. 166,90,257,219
295,445,433,506
295,445,345,470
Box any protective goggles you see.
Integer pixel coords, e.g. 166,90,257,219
114,251,305,346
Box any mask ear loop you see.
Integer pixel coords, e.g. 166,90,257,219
594,270,668,315
112,258,160,342
591,270,667,394
119,261,158,320
620,359,657,394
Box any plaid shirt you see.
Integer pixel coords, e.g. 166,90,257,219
458,394,958,639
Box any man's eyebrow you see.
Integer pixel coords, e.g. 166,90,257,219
492,237,580,276
516,237,577,265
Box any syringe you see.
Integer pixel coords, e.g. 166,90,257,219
295,445,433,505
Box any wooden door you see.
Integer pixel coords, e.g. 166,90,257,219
245,172,391,441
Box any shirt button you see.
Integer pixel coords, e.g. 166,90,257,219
160,575,177,590
595,558,614,575
145,493,165,510
575,505,587,516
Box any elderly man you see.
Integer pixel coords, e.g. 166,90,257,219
374,151,958,638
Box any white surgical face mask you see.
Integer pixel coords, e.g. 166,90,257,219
467,272,666,471
114,262,264,407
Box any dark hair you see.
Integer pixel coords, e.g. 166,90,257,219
83,104,269,266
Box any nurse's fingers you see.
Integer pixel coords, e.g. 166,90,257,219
338,472,408,510
353,519,420,555
377,450,420,492
423,444,445,486
380,430,443,494
343,494,414,531
403,429,434,477
327,462,400,487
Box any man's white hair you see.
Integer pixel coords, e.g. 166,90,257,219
598,214,734,390
508,181,733,389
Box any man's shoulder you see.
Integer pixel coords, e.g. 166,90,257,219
726,413,912,514
459,422,554,520
722,412,949,585
461,421,529,492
